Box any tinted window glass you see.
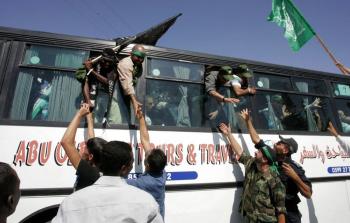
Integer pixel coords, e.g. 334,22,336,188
255,73,292,91
22,45,89,69
292,77,328,95
253,92,331,131
10,68,82,122
333,83,350,97
145,80,204,127
148,58,204,81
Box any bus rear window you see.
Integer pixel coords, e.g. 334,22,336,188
22,45,89,69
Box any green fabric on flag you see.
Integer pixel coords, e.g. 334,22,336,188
268,0,316,51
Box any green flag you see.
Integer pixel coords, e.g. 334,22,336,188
268,0,316,51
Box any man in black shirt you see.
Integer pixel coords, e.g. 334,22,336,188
275,136,312,223
61,103,107,191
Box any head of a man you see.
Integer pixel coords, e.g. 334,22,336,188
98,141,134,177
145,149,167,174
274,136,298,162
145,96,155,111
217,66,234,84
100,48,117,69
255,144,277,168
131,44,146,65
0,162,21,219
79,137,107,166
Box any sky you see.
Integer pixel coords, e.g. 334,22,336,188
0,0,349,74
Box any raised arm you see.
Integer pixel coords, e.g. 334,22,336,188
61,104,90,169
232,85,256,97
136,109,152,156
240,109,261,144
86,112,95,139
218,123,243,158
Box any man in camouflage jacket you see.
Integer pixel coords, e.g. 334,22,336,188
219,109,286,223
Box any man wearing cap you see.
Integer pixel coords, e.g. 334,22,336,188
219,111,286,223
117,44,146,123
241,108,312,223
204,64,255,128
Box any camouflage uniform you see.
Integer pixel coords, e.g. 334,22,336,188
239,152,286,223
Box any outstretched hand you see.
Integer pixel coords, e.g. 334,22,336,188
225,97,240,103
78,103,91,117
218,123,231,136
327,121,338,137
135,107,144,120
83,60,93,70
239,108,250,122
311,97,321,108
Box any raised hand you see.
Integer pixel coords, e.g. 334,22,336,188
239,108,250,122
218,123,231,136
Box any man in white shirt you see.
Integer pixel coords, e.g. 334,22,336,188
52,141,163,223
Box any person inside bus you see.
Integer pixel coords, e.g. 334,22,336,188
218,112,286,223
240,108,312,223
144,95,175,126
52,141,163,223
126,108,167,219
60,103,107,191
0,162,21,223
116,44,146,124
328,121,350,153
338,109,350,133
205,64,255,128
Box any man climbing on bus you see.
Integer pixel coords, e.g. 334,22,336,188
219,109,286,223
205,64,255,129
116,44,147,124
240,108,312,223
82,48,121,123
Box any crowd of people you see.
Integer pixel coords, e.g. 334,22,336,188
1,45,349,223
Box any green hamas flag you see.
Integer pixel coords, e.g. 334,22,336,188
268,0,316,51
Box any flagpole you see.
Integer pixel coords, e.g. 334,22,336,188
314,34,349,75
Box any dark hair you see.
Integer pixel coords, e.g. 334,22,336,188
0,162,19,203
86,137,107,165
146,149,167,173
98,141,133,176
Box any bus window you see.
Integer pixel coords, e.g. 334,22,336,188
23,45,89,69
10,68,82,122
145,79,204,127
255,73,292,91
333,83,350,97
148,58,204,82
292,77,328,95
254,92,331,131
334,99,350,133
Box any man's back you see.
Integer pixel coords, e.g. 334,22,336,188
52,176,163,223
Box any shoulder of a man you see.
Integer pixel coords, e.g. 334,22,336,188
205,72,218,92
118,56,133,68
238,151,254,167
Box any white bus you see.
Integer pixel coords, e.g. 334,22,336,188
1,26,350,223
